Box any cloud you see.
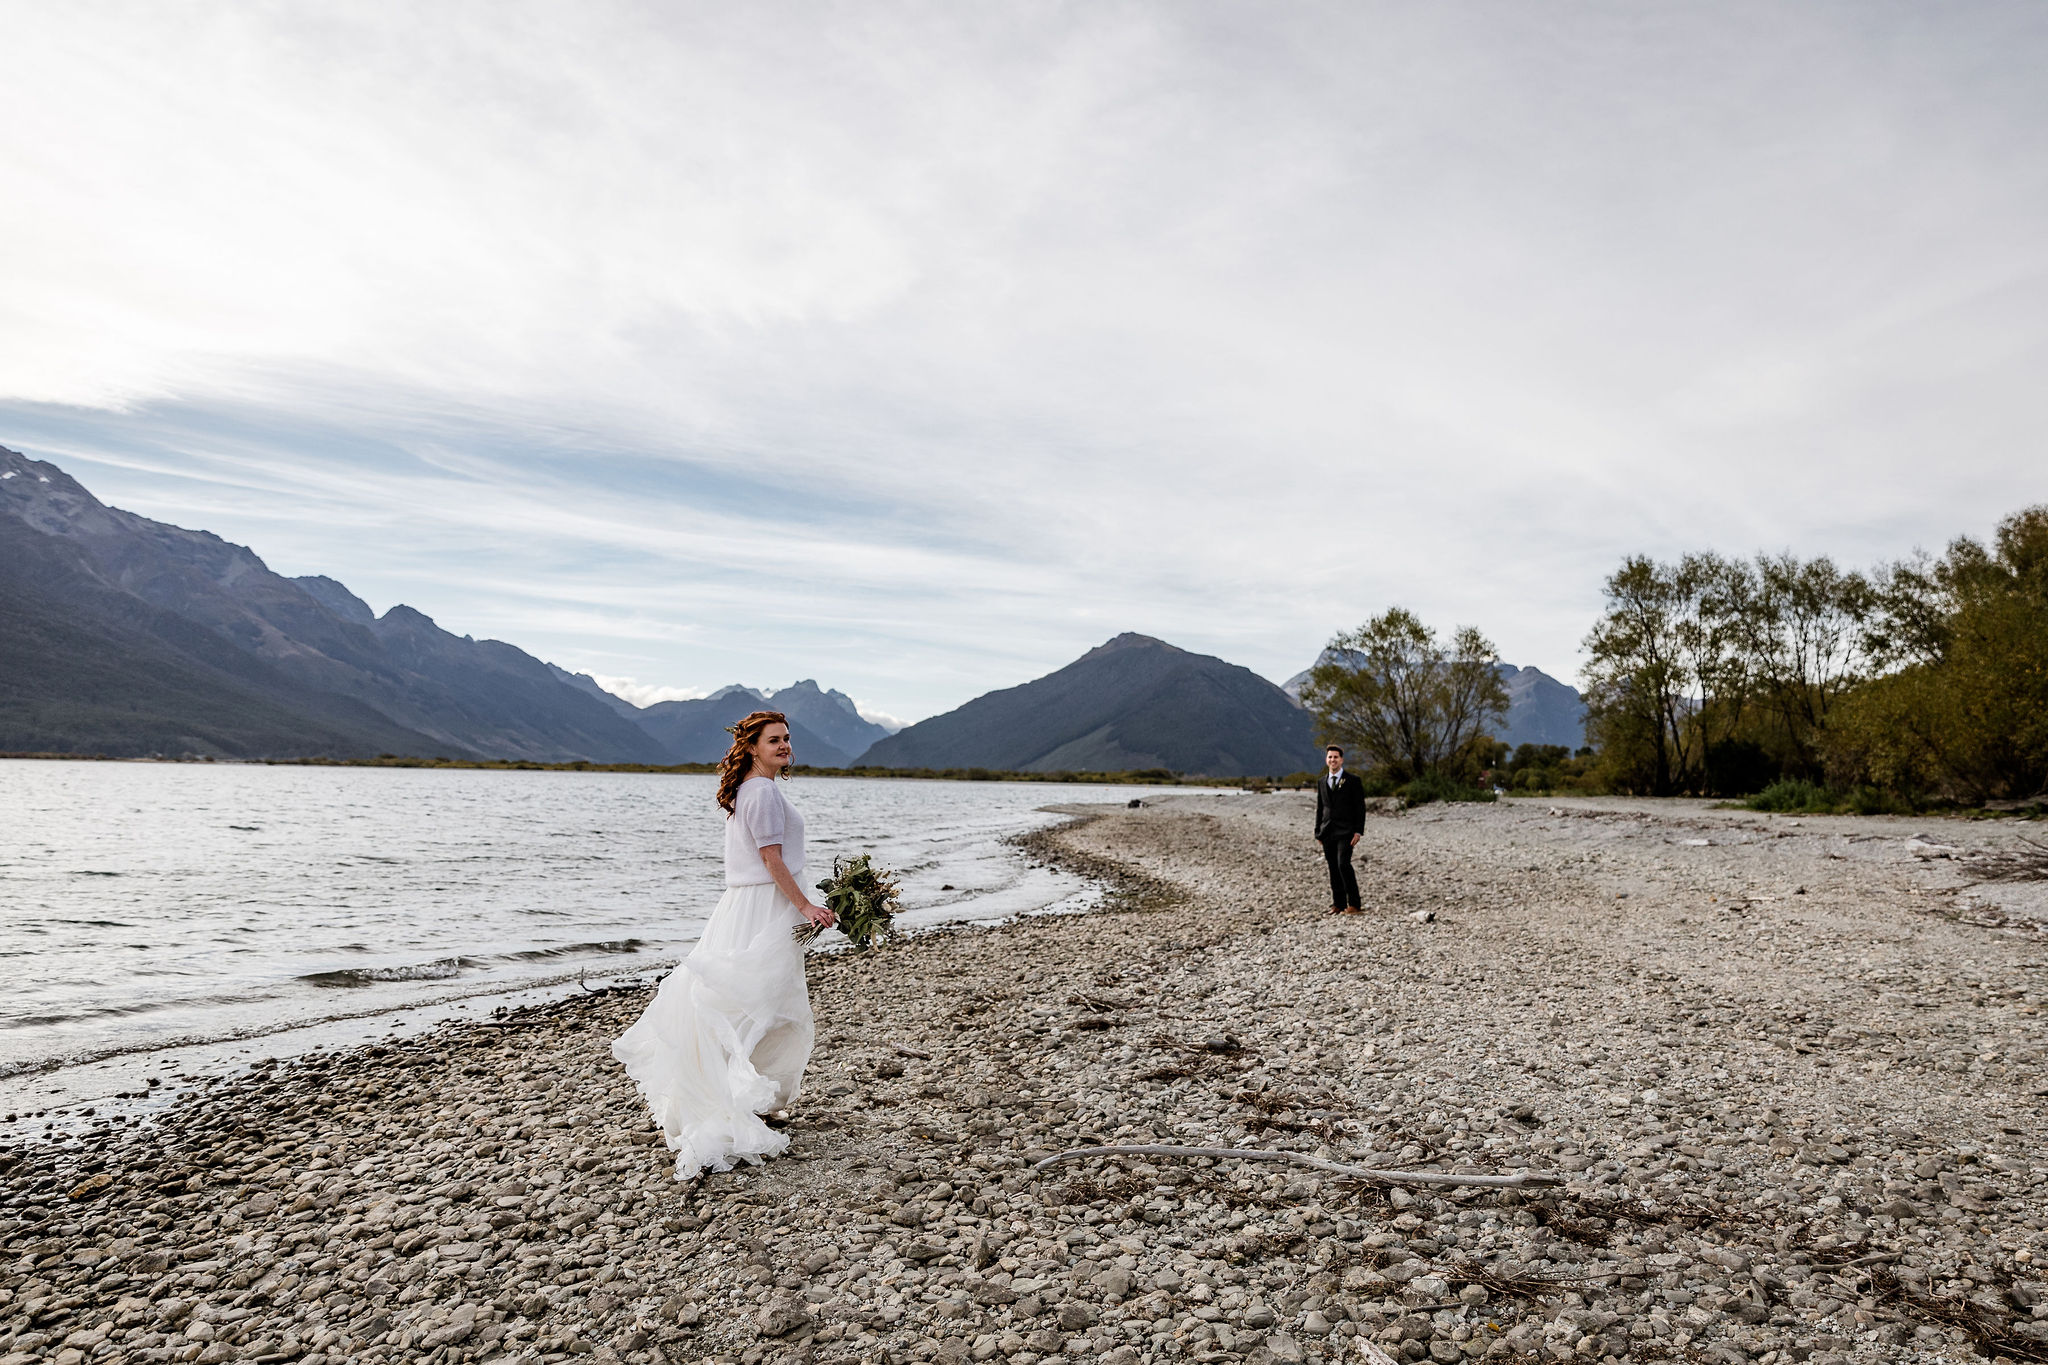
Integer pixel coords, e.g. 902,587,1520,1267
853,706,911,735
4,2,2047,720
586,675,708,709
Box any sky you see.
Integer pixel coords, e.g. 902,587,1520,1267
3,2,2045,725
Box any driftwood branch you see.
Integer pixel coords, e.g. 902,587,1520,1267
1032,1144,1565,1189
1964,834,2048,884
888,1042,933,1060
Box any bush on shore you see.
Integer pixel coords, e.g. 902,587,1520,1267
1399,771,1497,805
1742,778,1919,816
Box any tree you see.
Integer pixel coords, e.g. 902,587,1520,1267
1582,550,1874,794
1580,554,1740,794
1711,553,1875,777
1829,505,2048,803
1299,608,1508,782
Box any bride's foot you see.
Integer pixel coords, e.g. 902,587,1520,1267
763,1108,793,1128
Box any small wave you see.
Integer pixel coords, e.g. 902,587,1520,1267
228,824,262,832
69,870,122,877
0,956,668,1080
493,939,643,963
3,992,286,1029
300,958,467,988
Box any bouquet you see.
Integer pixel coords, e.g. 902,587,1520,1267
794,853,901,951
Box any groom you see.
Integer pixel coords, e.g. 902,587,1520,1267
1313,745,1366,914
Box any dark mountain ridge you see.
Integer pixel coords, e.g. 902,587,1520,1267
859,633,1317,776
1,447,669,762
1,510,448,758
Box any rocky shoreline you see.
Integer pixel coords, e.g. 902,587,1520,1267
2,794,2044,1365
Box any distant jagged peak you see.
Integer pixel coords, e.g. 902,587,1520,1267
771,678,865,718
0,445,126,537
1507,663,1564,687
707,683,766,702
1495,662,1575,692
294,575,376,625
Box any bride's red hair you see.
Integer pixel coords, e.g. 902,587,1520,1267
716,710,790,814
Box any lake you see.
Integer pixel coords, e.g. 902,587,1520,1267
0,760,1200,1085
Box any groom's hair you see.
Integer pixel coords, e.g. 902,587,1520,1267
1326,745,1343,756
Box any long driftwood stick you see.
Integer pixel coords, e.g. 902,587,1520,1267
1032,1144,1565,1189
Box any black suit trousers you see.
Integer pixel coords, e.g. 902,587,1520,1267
1320,833,1360,909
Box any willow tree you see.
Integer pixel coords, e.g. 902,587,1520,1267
1300,608,1507,782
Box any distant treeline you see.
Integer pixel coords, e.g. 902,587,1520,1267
1581,504,2048,809
1302,503,2048,811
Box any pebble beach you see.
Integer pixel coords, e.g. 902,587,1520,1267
2,793,2044,1365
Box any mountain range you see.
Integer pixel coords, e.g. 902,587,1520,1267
1,448,664,761
0,447,922,766
548,671,890,769
3,446,1582,772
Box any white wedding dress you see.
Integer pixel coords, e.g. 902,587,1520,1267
613,775,815,1179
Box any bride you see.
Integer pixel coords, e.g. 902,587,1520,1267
612,710,835,1178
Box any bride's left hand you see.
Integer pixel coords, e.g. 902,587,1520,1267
801,901,836,929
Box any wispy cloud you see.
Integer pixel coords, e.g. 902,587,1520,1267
587,675,708,709
4,2,2046,719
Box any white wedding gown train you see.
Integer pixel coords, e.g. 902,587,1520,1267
611,880,814,1179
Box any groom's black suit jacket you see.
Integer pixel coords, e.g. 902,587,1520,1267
1314,771,1367,840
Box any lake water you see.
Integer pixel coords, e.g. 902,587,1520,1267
0,761,1202,1092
